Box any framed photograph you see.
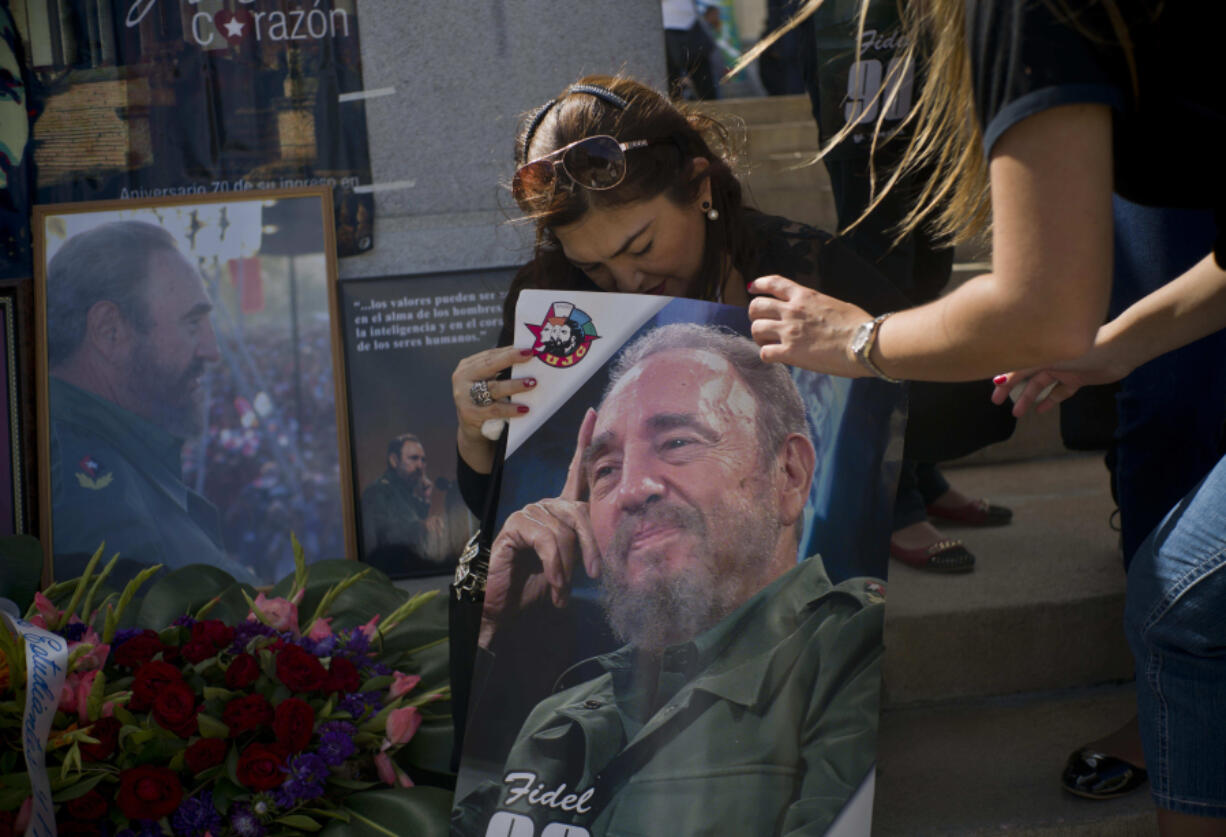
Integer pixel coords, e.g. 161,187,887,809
0,287,24,535
338,267,515,578
455,290,905,836
33,187,355,587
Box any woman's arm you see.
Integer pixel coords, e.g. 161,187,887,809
750,104,1117,381
994,253,1226,414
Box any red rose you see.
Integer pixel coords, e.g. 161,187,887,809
192,619,235,649
181,639,216,664
130,660,184,711
184,737,228,773
64,789,108,821
152,680,198,738
117,765,183,820
225,653,261,689
325,656,361,694
223,693,273,737
113,631,164,668
273,698,316,753
80,716,121,761
275,645,327,692
236,743,285,791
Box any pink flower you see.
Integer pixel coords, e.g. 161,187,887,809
73,630,111,672
306,618,333,642
62,670,100,722
15,796,31,833
374,752,414,788
385,706,422,746
355,615,380,640
249,593,299,635
33,592,62,627
388,672,421,700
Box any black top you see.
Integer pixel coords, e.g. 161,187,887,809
455,211,913,519
968,0,1226,230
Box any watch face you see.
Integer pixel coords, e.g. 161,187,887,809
851,321,872,355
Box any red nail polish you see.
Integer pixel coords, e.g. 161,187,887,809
520,349,534,356
524,378,537,388
517,405,529,414
993,375,1007,385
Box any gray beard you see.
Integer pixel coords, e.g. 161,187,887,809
599,499,777,654
127,345,208,439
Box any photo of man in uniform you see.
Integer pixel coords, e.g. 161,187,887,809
454,323,884,836
360,432,446,573
44,220,258,584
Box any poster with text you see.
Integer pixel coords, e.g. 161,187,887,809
453,290,904,836
10,0,373,272
34,188,354,588
340,268,514,578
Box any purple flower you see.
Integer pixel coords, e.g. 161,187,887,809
337,690,382,721
229,804,266,837
112,628,147,647
170,791,221,837
316,721,358,766
58,621,88,642
230,620,277,653
280,752,329,803
172,615,196,628
342,627,370,656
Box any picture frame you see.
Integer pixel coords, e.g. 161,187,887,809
33,187,355,587
338,266,516,578
0,286,25,535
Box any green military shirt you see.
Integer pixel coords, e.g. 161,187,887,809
49,378,258,585
453,556,885,836
360,468,435,570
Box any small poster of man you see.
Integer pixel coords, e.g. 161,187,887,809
35,189,354,587
454,290,904,836
339,269,514,578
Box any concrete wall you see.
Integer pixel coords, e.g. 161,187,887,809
339,1,668,280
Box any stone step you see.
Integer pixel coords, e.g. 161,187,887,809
883,453,1131,705
874,684,1156,836
694,92,814,126
743,119,821,157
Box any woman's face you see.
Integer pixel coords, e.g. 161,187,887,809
551,168,712,297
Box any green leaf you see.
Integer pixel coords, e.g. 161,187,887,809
212,776,243,815
197,713,229,739
135,565,239,629
58,543,106,629
225,738,241,786
398,720,455,779
275,814,322,831
323,788,452,837
325,778,379,791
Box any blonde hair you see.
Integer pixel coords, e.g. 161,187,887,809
732,0,1136,246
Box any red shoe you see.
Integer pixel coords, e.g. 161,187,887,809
889,538,976,573
926,498,1013,527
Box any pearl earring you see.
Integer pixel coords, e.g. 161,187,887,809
702,200,719,221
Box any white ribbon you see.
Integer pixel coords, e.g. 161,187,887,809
0,598,68,837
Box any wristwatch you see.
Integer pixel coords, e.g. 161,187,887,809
850,313,902,383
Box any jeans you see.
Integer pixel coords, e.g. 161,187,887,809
1109,198,1226,564
1125,454,1226,817
892,461,951,531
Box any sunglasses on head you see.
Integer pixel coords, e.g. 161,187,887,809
512,134,669,208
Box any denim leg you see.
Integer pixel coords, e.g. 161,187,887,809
1125,454,1226,817
892,459,929,531
914,463,952,506
1110,197,1226,565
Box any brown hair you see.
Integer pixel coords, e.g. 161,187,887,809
502,75,757,331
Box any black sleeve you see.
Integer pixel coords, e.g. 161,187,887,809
456,448,493,518
967,0,1125,155
811,234,912,315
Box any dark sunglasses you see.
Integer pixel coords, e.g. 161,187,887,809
511,135,675,209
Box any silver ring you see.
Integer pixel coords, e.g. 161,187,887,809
469,379,494,407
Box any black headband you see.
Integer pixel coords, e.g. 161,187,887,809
517,84,631,165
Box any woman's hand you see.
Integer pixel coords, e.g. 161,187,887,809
990,330,1135,416
747,275,872,377
451,346,537,473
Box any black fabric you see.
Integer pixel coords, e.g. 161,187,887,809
968,0,1226,224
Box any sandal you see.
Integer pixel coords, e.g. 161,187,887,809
889,538,975,573
1061,748,1148,799
926,497,1013,527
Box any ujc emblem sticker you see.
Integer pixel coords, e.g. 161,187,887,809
526,302,599,368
